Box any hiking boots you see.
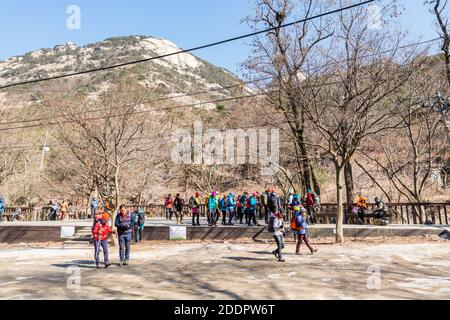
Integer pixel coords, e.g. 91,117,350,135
272,250,279,259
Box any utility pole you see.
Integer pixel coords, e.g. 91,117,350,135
40,129,49,170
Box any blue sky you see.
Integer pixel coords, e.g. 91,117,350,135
0,0,442,76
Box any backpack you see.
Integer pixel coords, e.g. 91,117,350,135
188,197,195,209
175,198,184,210
249,196,257,207
227,195,234,207
260,193,268,206
290,215,303,231
268,193,279,212
306,193,315,207
208,197,217,208
137,210,145,226
267,215,276,233
219,198,227,209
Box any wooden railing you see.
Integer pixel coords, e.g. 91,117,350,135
1,206,90,222
1,202,449,225
128,202,450,225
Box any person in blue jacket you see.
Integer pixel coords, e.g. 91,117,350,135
0,196,4,223
115,205,136,265
208,192,218,226
90,197,99,220
238,192,248,224
248,192,258,226
219,195,228,225
290,194,303,241
226,193,236,225
295,210,318,255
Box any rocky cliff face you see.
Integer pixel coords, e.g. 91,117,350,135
0,35,244,109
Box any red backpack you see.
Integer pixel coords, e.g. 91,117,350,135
306,193,314,207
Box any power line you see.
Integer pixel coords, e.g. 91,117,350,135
2,35,439,97
1,56,447,130
0,1,375,91
0,92,265,132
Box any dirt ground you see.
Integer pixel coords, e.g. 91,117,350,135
0,237,449,300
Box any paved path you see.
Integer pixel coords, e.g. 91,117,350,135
0,241,449,299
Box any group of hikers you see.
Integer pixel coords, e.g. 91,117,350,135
163,188,321,262
90,203,146,268
0,191,389,266
163,188,321,228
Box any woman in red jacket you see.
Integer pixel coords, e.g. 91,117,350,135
92,213,116,269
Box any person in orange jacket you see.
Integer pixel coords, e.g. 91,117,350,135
92,213,116,269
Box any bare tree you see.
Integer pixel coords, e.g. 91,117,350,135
243,0,333,195
50,86,158,226
298,2,417,243
357,66,449,218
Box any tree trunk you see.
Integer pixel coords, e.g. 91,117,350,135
310,164,321,196
335,164,345,244
344,161,355,215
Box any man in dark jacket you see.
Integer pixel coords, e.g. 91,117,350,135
268,188,284,216
173,194,185,224
115,205,136,265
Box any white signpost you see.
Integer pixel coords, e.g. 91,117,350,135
61,226,75,238
169,226,187,240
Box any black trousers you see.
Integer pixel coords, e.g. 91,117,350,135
238,207,245,223
306,206,317,224
248,208,257,225
221,210,227,224
192,212,200,225
373,209,387,219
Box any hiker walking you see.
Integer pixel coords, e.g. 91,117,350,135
174,194,185,224
133,208,146,243
295,210,318,255
269,211,286,263
290,194,303,242
189,192,201,226
114,205,136,266
92,213,115,269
